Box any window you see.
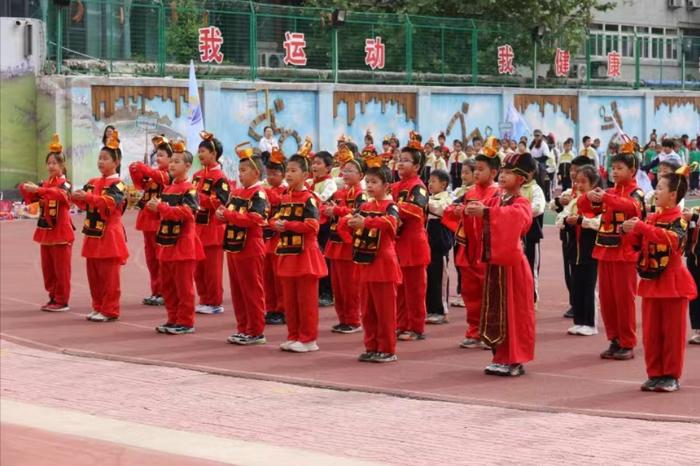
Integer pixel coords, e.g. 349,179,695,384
666,38,678,60
652,37,662,59
605,35,618,54
605,24,619,31
621,35,635,57
641,37,650,58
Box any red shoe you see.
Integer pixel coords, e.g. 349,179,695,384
40,301,54,311
43,303,70,312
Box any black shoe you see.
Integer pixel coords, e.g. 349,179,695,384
319,296,334,307
600,339,621,359
166,325,195,335
336,324,362,334
155,322,177,333
654,377,680,392
331,323,344,333
563,308,574,318
265,312,285,325
371,352,398,363
506,364,525,377
358,351,375,362
612,347,634,360
640,377,661,392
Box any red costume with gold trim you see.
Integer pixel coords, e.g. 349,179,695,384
443,182,500,339
223,182,270,337
155,178,204,328
391,175,430,335
479,194,535,365
577,179,645,350
325,184,367,327
192,162,230,306
342,198,402,354
20,175,74,306
629,206,696,380
129,162,171,297
73,174,129,318
275,188,328,343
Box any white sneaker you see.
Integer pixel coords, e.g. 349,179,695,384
450,296,465,307
287,341,319,353
87,312,117,322
280,340,296,351
85,310,98,320
567,325,582,335
577,325,598,336
196,305,224,315
689,330,700,345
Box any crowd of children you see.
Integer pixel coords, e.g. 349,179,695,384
19,128,700,390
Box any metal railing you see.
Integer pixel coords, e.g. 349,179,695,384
39,0,700,90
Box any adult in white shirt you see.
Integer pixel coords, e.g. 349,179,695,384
258,126,278,154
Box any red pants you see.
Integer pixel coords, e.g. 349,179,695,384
86,258,121,318
331,259,361,326
40,244,71,305
397,266,427,334
281,276,319,343
598,261,638,348
460,264,485,338
228,253,266,336
642,298,687,379
263,252,284,313
195,245,224,306
362,281,397,354
143,231,161,296
160,260,196,327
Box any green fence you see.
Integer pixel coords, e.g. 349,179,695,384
40,0,700,90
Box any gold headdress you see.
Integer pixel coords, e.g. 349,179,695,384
48,133,63,153
105,130,120,150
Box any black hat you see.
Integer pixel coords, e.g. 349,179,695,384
502,152,536,177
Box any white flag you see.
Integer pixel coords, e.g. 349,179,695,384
611,114,653,194
187,60,204,154
505,103,530,142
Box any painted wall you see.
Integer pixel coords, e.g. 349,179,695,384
1,76,698,190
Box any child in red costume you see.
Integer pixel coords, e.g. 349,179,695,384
129,136,172,306
443,137,501,348
20,134,74,312
273,146,328,353
578,142,645,360
217,146,270,345
149,144,204,334
623,167,697,392
311,150,337,307
262,148,288,325
392,131,431,341
344,158,402,363
72,130,129,322
323,146,367,334
467,151,536,377
193,131,230,315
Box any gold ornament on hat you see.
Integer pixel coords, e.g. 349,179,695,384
481,136,500,158
171,139,186,153
48,133,63,153
298,136,313,157
105,130,121,150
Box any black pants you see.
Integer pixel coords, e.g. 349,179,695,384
689,254,700,330
561,178,571,192
317,223,333,300
571,261,597,327
690,171,699,191
524,239,540,302
453,244,462,294
426,248,450,315
562,241,573,308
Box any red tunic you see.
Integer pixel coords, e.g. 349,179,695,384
155,178,204,262
192,163,230,247
20,175,74,245
480,194,535,365
577,180,645,262
443,182,500,267
275,188,327,278
324,185,367,261
391,175,430,267
340,198,402,284
629,206,697,300
73,175,129,262
222,182,269,259
129,162,171,232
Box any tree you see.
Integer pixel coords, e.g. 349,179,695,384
303,0,614,75
166,0,204,63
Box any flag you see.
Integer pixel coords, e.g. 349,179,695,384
611,113,653,194
187,60,204,154
505,103,530,142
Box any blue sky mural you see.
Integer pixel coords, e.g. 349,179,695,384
426,94,502,145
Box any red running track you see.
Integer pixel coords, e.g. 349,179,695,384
1,211,698,421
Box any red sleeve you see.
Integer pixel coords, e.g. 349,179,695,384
633,219,683,253
37,186,70,205
284,219,319,234
602,191,642,217
576,194,601,215
364,215,397,235
482,198,532,265
139,165,170,186
158,202,193,221
129,163,146,189
333,205,353,217
19,184,39,204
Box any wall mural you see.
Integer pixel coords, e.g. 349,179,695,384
579,96,644,149
426,94,501,145
651,96,700,138
515,94,577,144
